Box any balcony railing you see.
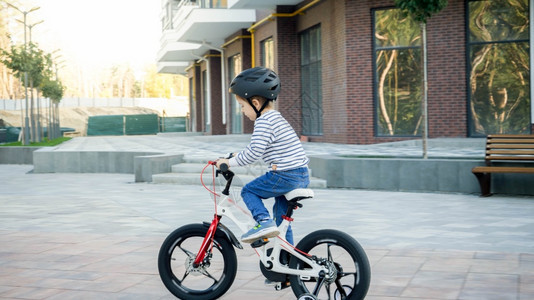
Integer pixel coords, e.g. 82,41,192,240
162,0,228,31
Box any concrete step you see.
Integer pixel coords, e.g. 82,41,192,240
152,172,327,189
177,159,316,177
172,163,267,177
154,159,325,188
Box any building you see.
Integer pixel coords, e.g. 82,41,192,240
157,0,532,144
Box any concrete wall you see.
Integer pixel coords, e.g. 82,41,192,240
4,145,532,195
309,156,534,196
0,147,40,164
134,153,184,182
32,148,184,183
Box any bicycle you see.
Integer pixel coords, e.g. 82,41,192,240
158,161,371,300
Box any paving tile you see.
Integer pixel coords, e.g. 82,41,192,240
0,287,64,300
401,271,465,299
1,153,533,300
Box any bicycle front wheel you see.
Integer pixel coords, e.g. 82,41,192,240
158,223,238,300
289,229,371,300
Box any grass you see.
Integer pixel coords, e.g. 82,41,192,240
0,137,71,147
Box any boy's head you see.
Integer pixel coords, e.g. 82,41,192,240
229,67,280,119
235,95,273,121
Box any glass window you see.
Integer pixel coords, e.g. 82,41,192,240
468,0,530,135
300,25,323,136
202,70,210,133
189,77,196,132
373,8,422,137
228,54,242,133
260,38,274,69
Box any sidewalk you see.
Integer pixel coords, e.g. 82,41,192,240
1,163,533,299
49,134,486,159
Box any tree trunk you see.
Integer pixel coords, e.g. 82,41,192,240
421,22,428,159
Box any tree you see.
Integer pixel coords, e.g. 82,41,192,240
26,43,48,142
0,8,20,100
0,43,32,144
41,75,64,140
144,64,188,98
1,42,63,142
395,0,448,158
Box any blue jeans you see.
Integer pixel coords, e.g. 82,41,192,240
241,167,310,244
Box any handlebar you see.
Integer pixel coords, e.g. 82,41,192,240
207,161,234,196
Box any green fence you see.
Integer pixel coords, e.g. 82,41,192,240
125,114,159,135
160,117,187,132
87,114,187,136
87,115,124,136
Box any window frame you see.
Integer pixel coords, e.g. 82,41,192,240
372,6,423,137
299,24,323,136
465,0,531,136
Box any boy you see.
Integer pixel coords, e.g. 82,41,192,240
216,67,309,244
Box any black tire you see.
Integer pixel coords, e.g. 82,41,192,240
158,223,238,300
289,229,371,300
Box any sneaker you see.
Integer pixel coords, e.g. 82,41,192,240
241,219,280,243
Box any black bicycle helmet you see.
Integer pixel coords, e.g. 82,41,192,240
229,67,280,118
229,67,280,100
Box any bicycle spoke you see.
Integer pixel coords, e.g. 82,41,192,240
180,270,190,282
327,243,333,261
200,269,220,284
178,245,196,258
334,279,347,299
338,271,357,278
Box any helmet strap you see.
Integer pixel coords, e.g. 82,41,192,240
247,98,271,119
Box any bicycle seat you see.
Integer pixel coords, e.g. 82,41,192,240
284,188,314,202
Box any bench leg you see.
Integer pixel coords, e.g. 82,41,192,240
473,172,492,197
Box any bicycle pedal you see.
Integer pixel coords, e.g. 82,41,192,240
250,237,269,248
274,281,291,291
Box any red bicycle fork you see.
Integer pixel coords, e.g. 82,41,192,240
193,214,221,267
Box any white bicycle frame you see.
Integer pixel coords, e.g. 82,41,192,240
215,193,330,279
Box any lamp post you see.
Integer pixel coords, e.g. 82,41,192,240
17,19,44,142
4,2,40,145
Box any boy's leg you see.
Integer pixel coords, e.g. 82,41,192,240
273,196,293,244
241,168,309,242
241,175,273,222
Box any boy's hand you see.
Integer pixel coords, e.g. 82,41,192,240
216,158,230,169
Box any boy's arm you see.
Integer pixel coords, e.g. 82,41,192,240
229,119,272,167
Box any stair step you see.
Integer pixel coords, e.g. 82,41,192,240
152,172,327,189
172,163,267,176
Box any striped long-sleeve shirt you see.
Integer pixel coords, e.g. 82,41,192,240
229,110,309,171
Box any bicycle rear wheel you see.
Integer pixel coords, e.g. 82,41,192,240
158,223,238,300
289,229,370,300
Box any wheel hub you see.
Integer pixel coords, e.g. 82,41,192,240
185,256,208,276
325,260,338,283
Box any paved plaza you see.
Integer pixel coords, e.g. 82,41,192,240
1,135,534,299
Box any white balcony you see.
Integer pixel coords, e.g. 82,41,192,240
227,0,303,9
170,7,256,47
157,61,190,74
157,41,203,62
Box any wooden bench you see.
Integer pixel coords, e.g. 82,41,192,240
472,134,534,197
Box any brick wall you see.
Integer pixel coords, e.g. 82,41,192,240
192,65,203,133
183,0,528,142
276,6,302,135
345,0,382,144
344,0,468,144
426,0,467,138
299,0,349,143
208,52,225,135
223,29,254,134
